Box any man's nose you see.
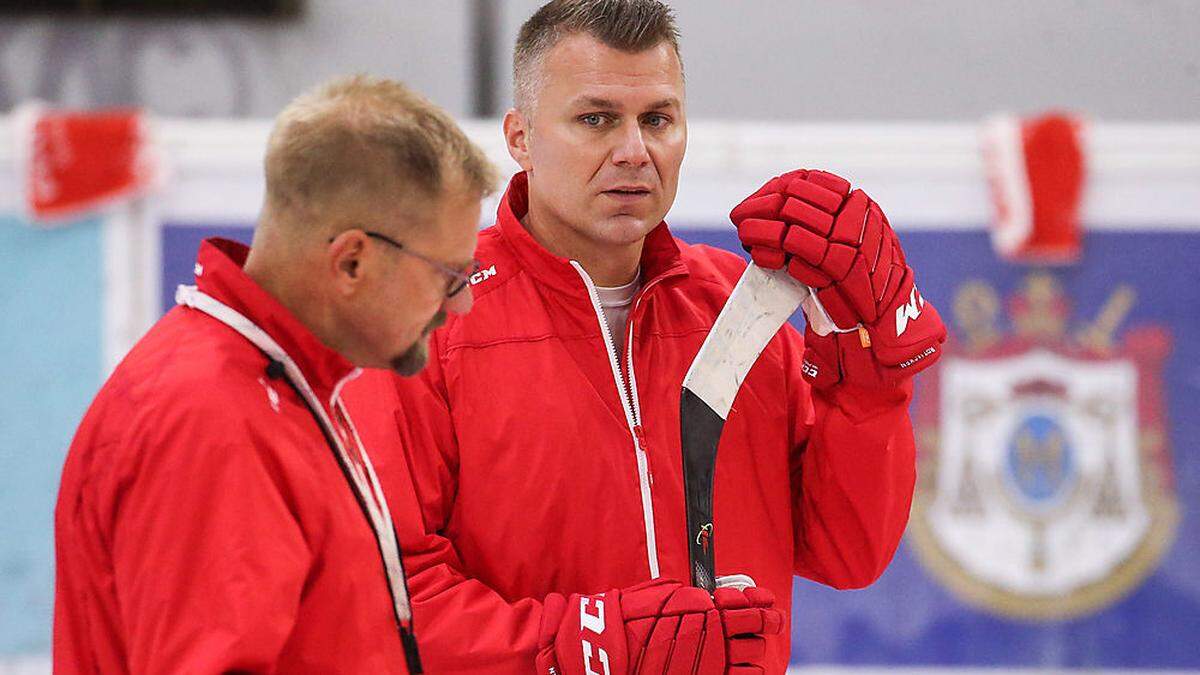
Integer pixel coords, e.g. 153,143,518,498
612,123,651,167
444,284,473,315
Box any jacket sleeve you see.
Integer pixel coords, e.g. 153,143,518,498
101,419,311,673
350,331,546,673
784,328,918,590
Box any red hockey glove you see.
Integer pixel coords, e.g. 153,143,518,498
713,585,784,674
536,578,782,674
731,169,946,388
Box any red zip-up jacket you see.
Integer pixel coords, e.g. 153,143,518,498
346,173,917,673
55,239,416,674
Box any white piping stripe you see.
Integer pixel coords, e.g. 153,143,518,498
329,367,363,414
571,261,661,580
625,276,672,581
174,284,413,622
335,397,410,616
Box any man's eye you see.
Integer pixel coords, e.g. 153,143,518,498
580,114,605,127
644,114,670,128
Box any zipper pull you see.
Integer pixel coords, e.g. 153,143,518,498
633,425,653,485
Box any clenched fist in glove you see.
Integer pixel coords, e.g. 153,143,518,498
536,578,782,674
732,169,946,389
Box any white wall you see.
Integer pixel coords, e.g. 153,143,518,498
0,1,474,117
1,0,1197,120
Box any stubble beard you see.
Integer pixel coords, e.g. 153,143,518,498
390,338,428,376
390,310,447,376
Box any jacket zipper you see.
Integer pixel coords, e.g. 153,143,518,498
571,261,661,580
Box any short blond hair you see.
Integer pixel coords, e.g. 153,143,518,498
265,75,496,225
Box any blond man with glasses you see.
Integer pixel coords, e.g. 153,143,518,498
54,75,495,674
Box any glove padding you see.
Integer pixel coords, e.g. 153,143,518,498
536,578,782,674
732,169,946,387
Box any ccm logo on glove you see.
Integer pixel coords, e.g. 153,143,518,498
537,578,781,674
580,597,610,675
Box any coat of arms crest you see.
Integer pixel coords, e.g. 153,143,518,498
909,273,1178,619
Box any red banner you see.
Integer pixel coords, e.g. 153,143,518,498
16,104,165,223
982,113,1086,264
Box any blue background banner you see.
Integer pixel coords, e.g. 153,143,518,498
159,221,1200,670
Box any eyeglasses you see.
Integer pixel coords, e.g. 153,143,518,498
361,230,479,298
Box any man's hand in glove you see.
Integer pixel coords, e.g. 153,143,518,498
536,578,782,674
732,169,946,389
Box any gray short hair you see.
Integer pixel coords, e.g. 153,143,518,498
513,0,682,112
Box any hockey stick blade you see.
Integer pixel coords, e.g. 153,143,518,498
680,263,809,590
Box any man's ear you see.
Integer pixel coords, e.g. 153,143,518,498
503,107,533,172
327,229,368,295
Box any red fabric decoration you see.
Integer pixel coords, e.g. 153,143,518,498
15,103,165,223
982,112,1087,264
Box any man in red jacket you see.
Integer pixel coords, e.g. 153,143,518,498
346,1,947,672
53,76,496,674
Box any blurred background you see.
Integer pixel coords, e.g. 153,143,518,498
1,1,1198,673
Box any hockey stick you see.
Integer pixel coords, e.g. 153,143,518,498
680,263,810,591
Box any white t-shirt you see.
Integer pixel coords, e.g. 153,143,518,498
596,270,641,357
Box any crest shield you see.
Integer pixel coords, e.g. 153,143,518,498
910,274,1178,619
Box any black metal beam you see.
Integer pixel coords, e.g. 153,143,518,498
470,0,499,117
